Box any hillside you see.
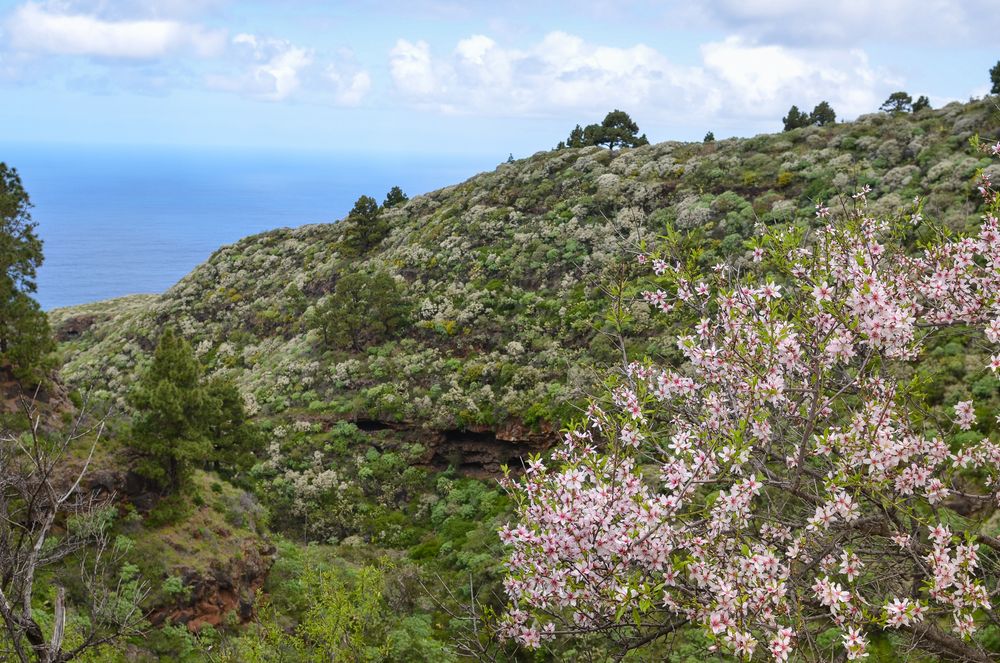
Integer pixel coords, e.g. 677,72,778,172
53,100,1000,443
30,98,1000,660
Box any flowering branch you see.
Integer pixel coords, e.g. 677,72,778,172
499,144,1000,661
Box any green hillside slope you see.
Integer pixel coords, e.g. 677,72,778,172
53,100,1000,444
30,98,1000,661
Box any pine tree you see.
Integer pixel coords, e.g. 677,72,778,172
562,112,648,151
809,101,837,126
566,124,585,148
129,328,211,493
703,131,715,142
342,195,386,254
991,60,1000,95
582,123,603,147
128,329,259,492
383,186,408,209
309,271,409,351
782,105,810,131
597,109,642,150
0,163,53,380
880,91,913,113
203,377,261,477
912,95,931,112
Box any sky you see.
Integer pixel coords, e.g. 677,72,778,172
0,0,996,157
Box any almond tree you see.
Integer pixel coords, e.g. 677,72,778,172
499,141,1000,661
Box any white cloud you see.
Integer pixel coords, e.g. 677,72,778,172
91,0,231,20
390,32,700,116
387,31,896,124
206,34,312,101
699,37,895,120
7,2,225,58
2,2,372,105
325,64,371,106
455,35,496,66
389,39,437,97
233,34,313,101
529,32,684,111
207,33,371,105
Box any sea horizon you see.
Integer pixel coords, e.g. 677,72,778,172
3,142,499,311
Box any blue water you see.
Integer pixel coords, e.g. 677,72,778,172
3,144,497,310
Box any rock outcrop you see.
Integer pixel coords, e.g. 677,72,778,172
150,537,274,633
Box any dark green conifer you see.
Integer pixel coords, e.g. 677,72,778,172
204,377,261,476
383,186,408,209
309,271,409,351
566,124,585,148
912,95,931,112
782,105,810,131
561,112,647,150
0,163,53,380
342,195,387,254
129,328,211,492
880,91,913,113
810,101,837,126
129,328,258,492
597,109,641,150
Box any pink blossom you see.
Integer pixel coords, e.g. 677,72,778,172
499,155,1000,658
954,401,976,431
769,627,794,662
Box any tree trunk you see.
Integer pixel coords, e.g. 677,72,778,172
50,586,65,658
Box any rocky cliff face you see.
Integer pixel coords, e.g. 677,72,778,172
150,536,273,633
347,416,557,477
424,420,557,476
0,363,72,421
85,465,275,634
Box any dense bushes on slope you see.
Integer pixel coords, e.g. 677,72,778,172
36,99,1000,660
52,100,1000,438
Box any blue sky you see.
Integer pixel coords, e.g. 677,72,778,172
0,0,995,157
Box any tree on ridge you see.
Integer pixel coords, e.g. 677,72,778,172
880,91,913,113
810,101,837,126
782,105,810,131
383,186,408,209
558,111,649,151
342,194,387,254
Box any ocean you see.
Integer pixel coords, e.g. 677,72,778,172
3,143,497,310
